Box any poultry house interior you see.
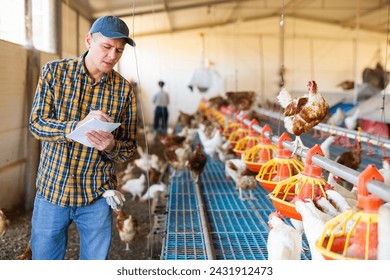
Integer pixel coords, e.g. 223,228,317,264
2,2,390,279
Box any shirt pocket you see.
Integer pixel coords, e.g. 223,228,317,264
52,79,79,121
101,94,126,123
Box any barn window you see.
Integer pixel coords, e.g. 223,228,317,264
0,0,25,45
32,0,56,53
0,0,56,53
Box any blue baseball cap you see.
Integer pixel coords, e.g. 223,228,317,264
89,16,136,47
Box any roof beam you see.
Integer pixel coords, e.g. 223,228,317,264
111,0,257,18
338,3,388,29
163,0,173,31
223,1,241,23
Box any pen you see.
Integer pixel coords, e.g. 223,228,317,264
84,104,111,116
84,103,98,111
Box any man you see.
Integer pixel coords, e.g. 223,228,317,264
152,80,170,135
29,16,137,260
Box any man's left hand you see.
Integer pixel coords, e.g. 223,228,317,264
102,190,126,211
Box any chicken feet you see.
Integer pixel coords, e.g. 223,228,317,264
291,136,307,156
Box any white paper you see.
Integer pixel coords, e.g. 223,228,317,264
66,118,121,147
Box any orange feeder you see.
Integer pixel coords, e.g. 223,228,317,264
227,115,249,148
207,107,225,127
198,98,208,114
244,124,277,172
222,111,241,139
256,132,304,192
233,119,261,157
268,144,328,220
315,164,384,260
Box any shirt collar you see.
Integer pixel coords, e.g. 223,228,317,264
77,51,113,85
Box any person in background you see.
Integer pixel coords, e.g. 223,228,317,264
152,80,170,135
28,15,138,260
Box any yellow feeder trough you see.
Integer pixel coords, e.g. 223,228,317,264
222,113,241,139
315,164,384,260
256,132,304,192
227,115,249,148
207,107,225,128
244,124,277,172
198,98,208,114
268,144,328,220
233,119,261,158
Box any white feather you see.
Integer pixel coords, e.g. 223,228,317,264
277,87,292,108
121,174,146,200
378,202,390,260
327,107,345,126
267,214,302,260
320,136,335,159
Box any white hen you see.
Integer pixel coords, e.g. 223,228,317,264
225,158,247,182
198,124,223,159
325,189,356,211
327,107,345,126
139,183,167,202
217,140,235,162
344,108,360,130
120,173,146,201
267,212,302,260
327,172,357,200
134,146,161,172
294,199,332,260
378,202,390,260
379,157,390,186
320,135,335,159
315,197,341,217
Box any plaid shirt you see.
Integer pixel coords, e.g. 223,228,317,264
29,52,137,207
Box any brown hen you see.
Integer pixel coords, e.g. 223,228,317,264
115,209,138,251
277,80,329,154
0,208,10,238
186,143,207,183
225,91,256,111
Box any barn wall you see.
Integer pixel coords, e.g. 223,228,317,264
119,16,387,128
61,2,78,58
0,40,28,209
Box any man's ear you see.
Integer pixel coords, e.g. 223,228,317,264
85,33,93,49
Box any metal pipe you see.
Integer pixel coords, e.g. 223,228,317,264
255,107,390,148
195,181,216,260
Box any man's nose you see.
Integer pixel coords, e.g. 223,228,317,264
108,48,118,60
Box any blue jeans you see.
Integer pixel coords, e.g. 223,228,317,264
153,106,169,134
31,193,112,260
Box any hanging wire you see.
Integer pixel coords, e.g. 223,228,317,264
380,2,390,126
277,0,285,136
279,0,285,89
129,0,156,259
258,35,265,104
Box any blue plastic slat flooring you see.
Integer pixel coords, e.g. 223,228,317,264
162,155,311,260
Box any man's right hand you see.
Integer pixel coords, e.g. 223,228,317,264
76,110,111,129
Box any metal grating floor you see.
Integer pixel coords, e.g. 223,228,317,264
161,155,312,260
